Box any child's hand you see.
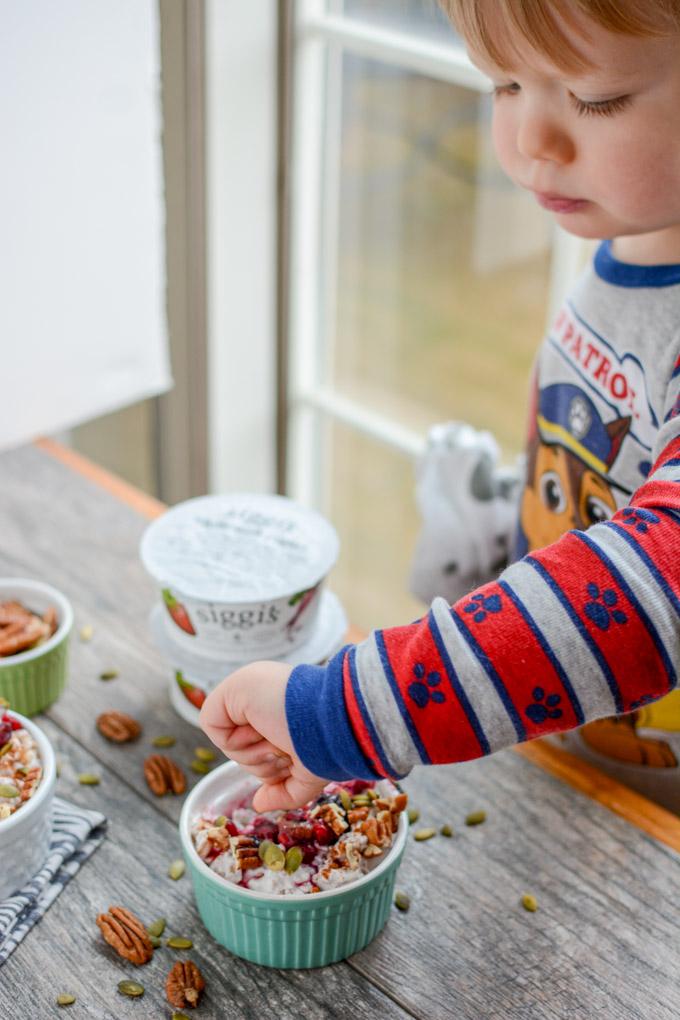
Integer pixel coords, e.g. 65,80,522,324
199,661,328,812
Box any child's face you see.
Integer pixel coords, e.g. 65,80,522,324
468,7,680,249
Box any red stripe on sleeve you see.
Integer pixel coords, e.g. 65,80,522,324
342,651,390,778
378,620,488,763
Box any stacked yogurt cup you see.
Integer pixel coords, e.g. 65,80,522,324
140,494,347,725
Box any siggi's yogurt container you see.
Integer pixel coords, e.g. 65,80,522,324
149,589,348,727
140,494,339,659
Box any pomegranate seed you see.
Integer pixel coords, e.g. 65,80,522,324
313,822,333,846
0,721,12,747
226,821,238,837
252,818,279,842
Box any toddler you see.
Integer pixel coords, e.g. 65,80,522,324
201,0,680,814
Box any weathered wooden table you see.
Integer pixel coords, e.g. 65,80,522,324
1,440,680,1020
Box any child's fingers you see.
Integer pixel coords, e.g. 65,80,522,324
226,738,291,769
235,758,292,781
252,773,325,813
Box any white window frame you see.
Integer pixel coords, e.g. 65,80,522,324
287,1,587,509
205,0,278,495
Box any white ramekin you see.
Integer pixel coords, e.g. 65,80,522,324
0,710,56,900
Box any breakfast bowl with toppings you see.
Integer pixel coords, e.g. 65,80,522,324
0,708,56,899
0,579,73,716
179,761,409,968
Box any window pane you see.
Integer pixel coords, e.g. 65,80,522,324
324,417,423,631
329,55,552,457
338,0,460,46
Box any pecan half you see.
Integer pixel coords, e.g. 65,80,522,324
96,906,153,965
97,710,142,743
143,754,186,796
166,960,205,1009
231,835,261,871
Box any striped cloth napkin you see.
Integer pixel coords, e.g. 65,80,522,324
0,797,107,965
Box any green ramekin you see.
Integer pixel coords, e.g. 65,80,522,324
179,762,408,968
0,579,73,716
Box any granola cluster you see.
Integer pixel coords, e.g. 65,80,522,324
0,600,58,658
0,713,43,820
191,779,407,895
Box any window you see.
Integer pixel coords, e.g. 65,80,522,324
287,0,586,631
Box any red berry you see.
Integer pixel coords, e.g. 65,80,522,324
0,720,12,747
226,821,238,837
313,821,333,846
300,844,317,864
252,817,278,842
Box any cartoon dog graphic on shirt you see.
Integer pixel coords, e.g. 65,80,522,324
518,382,679,769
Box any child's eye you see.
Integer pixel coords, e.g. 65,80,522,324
492,82,520,98
570,93,632,117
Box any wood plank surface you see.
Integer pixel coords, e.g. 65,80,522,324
2,443,680,1020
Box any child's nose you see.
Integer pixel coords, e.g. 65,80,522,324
517,111,574,165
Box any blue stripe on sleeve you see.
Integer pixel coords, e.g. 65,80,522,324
526,552,624,712
427,609,491,755
345,645,400,778
285,648,381,780
374,630,432,764
499,580,585,725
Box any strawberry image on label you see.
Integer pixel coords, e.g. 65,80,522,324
162,589,196,636
175,671,206,709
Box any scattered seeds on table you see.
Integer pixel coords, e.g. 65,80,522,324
168,859,185,881
55,757,63,777
440,824,454,837
56,993,76,1007
118,980,145,998
193,746,215,763
147,917,167,938
407,808,420,825
0,696,10,708
521,893,538,913
78,773,100,786
152,735,176,748
167,936,193,950
99,670,119,681
190,759,211,775
79,624,93,642
173,1013,191,1020
394,891,410,912
465,810,486,826
413,827,436,842
149,934,162,948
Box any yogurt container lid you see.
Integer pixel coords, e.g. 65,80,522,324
140,494,340,602
149,589,348,680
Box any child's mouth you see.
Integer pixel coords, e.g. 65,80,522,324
534,192,588,213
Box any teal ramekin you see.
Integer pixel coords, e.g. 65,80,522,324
0,579,73,716
179,761,408,968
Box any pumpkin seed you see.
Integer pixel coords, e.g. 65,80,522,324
367,788,379,800
339,789,352,812
99,669,119,681
521,893,538,913
351,794,371,806
152,734,176,747
258,839,273,862
79,624,93,642
263,844,286,871
285,846,303,874
413,827,436,842
167,936,193,949
56,993,76,1006
214,815,227,827
190,759,211,775
0,742,12,757
394,891,410,912
147,917,166,937
0,783,19,798
0,697,9,708
440,824,454,837
78,773,100,786
407,808,419,825
168,859,185,880
465,810,486,826
173,1013,191,1020
193,746,215,762
118,980,144,997
149,934,162,948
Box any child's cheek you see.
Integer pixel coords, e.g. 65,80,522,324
491,108,521,185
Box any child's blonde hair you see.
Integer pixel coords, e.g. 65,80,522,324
441,0,680,71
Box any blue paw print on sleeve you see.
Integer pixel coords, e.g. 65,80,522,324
584,583,627,631
408,662,446,709
525,687,563,724
621,507,660,534
463,592,502,623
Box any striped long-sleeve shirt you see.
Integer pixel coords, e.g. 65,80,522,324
286,242,680,782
